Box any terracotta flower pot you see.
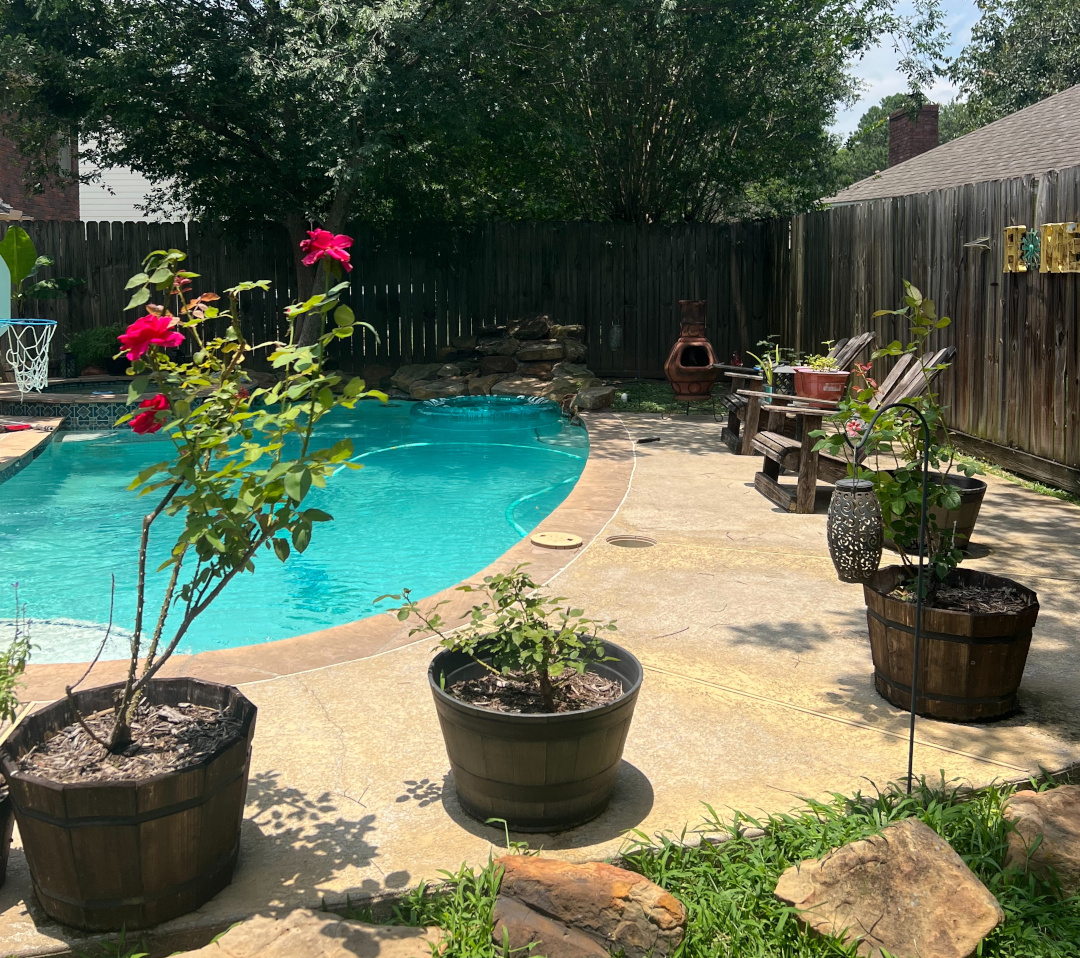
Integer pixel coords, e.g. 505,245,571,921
794,367,850,401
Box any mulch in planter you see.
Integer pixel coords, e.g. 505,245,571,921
449,670,622,714
17,698,243,785
888,581,1031,615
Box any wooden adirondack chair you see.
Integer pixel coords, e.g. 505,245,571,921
719,332,875,454
746,345,956,513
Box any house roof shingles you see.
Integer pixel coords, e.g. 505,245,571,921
824,83,1080,205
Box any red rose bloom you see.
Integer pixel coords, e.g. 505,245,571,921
118,314,185,361
299,229,353,273
130,394,170,435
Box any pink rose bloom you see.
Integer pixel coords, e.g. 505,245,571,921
299,229,353,272
845,418,865,440
118,314,185,361
130,394,170,435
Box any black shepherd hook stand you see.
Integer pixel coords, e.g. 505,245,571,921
843,400,933,795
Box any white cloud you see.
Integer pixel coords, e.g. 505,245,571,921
831,0,981,138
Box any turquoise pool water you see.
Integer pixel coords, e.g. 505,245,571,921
0,397,588,663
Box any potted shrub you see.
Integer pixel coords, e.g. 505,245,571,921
794,347,850,401
818,283,1032,721
66,324,126,376
386,566,642,832
746,336,791,394
0,589,32,889
0,231,383,931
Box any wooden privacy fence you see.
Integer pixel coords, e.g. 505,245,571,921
5,164,1080,485
2,218,777,378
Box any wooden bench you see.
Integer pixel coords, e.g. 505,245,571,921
748,346,957,513
719,332,875,454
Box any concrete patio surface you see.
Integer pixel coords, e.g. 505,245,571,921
2,412,1078,956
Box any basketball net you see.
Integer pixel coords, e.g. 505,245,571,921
0,319,56,395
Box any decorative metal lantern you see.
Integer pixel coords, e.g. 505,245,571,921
827,478,883,583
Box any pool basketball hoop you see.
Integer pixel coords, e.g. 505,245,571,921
0,318,57,396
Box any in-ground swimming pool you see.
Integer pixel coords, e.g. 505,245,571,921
0,396,588,663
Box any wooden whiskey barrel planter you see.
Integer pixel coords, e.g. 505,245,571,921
430,642,642,832
0,790,14,888
863,566,1038,721
0,678,256,931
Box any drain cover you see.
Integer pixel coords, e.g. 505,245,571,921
530,531,583,549
606,535,656,548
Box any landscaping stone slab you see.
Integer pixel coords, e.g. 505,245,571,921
549,324,585,341
562,339,588,362
480,355,518,375
389,363,443,390
491,375,548,397
1005,786,1080,894
477,337,520,356
510,316,551,340
516,341,564,362
774,818,1002,958
178,909,440,958
409,379,465,399
492,856,686,958
575,386,615,410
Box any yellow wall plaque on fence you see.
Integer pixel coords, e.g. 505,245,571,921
1041,223,1070,272
1004,225,1026,272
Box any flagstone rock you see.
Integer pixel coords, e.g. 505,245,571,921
774,818,1003,958
390,363,443,390
516,341,564,362
575,386,615,410
478,337,520,357
410,379,466,400
516,361,555,380
562,339,588,362
550,324,586,341
480,355,518,375
551,362,595,382
492,856,686,958
179,909,440,958
437,364,462,379
543,377,582,400
360,364,393,386
491,376,548,397
469,374,505,396
510,315,551,340
1004,786,1080,895
450,334,477,350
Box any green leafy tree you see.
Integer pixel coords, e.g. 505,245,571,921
951,0,1080,124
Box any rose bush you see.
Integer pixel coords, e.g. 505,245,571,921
90,234,381,751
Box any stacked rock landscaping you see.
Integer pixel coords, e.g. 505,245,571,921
383,315,615,411
1004,784,1080,895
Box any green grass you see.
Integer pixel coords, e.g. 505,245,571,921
357,778,1079,958
609,379,724,415
958,456,1080,507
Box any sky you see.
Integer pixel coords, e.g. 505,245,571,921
831,0,982,137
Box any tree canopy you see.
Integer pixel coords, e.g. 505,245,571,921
0,0,949,229
951,0,1080,124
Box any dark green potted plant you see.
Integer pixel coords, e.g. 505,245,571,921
1,232,384,931
0,589,32,889
66,324,126,375
386,566,642,832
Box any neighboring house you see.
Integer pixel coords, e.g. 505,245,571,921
0,132,79,220
825,83,1080,205
79,164,179,221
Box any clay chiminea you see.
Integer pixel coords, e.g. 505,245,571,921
664,300,719,401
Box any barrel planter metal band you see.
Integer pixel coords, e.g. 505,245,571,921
0,678,257,931
863,566,1038,722
429,643,642,832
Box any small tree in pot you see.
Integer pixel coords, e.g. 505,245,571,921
0,231,384,930
815,282,1035,721
384,566,643,831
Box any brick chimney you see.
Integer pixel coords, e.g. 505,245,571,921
888,103,939,167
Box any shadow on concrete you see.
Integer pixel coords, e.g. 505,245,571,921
725,611,868,654
241,769,391,901
438,761,654,851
